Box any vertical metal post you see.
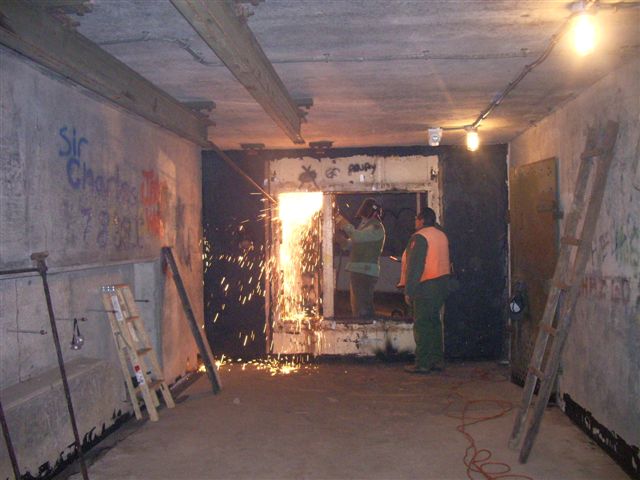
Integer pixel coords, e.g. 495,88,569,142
321,194,335,319
162,247,221,393
30,252,89,480
0,397,21,479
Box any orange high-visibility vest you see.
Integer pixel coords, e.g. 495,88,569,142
399,227,450,285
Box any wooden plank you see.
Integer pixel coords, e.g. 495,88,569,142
162,247,222,393
171,0,305,144
29,0,92,14
528,365,546,379
0,1,209,146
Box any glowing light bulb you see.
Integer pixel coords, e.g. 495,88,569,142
466,129,479,152
574,13,596,56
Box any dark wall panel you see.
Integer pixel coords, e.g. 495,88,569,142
441,145,509,359
202,151,266,358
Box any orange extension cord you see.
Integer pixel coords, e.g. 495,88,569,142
444,367,534,480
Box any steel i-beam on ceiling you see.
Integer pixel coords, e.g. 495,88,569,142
171,0,305,145
0,0,209,146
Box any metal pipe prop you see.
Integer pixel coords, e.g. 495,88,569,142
30,252,89,480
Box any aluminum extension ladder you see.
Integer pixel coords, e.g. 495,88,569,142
509,121,619,462
101,284,175,421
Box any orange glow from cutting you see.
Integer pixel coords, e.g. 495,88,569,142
277,192,323,322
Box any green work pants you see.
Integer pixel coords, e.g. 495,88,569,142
412,275,449,369
349,271,378,317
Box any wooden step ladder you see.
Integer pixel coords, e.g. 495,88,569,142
508,121,618,462
101,284,175,421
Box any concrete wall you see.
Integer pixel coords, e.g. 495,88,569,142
510,58,640,447
0,46,203,476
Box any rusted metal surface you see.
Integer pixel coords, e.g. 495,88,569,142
509,157,559,384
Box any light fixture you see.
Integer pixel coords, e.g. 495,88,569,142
309,140,333,150
428,127,443,146
466,127,479,152
572,2,596,56
70,318,84,350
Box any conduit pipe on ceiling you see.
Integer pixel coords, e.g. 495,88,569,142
440,0,640,133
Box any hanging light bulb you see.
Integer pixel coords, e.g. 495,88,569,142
573,10,596,56
466,127,479,152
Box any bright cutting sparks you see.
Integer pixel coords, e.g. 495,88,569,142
211,356,315,376
277,192,323,323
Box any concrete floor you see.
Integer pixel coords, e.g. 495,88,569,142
72,361,626,480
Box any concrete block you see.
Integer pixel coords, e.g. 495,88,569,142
0,357,128,478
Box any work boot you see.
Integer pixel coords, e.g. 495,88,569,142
404,364,431,374
431,362,445,372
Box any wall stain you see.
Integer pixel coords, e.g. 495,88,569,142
140,169,169,239
563,394,639,479
19,409,132,480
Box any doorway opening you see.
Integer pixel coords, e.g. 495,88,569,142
332,192,428,321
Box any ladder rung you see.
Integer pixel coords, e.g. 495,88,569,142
136,347,152,355
581,148,603,159
539,323,557,336
560,236,581,246
553,280,572,290
136,379,164,392
528,366,546,380
126,315,140,322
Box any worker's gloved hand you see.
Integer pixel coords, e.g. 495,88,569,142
334,213,350,232
335,230,350,251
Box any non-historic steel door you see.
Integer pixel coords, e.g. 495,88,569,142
509,157,559,384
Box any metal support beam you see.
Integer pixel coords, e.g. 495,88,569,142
0,0,209,146
171,0,305,144
27,0,93,15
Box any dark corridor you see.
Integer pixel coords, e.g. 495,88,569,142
202,150,267,359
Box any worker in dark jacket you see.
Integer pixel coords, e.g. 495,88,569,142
401,207,450,373
335,198,385,317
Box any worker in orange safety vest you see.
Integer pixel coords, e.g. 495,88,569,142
400,207,451,374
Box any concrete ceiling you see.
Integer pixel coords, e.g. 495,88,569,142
74,0,639,149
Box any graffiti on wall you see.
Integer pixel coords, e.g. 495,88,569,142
613,219,639,268
140,169,169,238
591,217,640,269
348,161,376,176
58,126,170,254
581,275,633,305
59,127,138,205
298,165,318,188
